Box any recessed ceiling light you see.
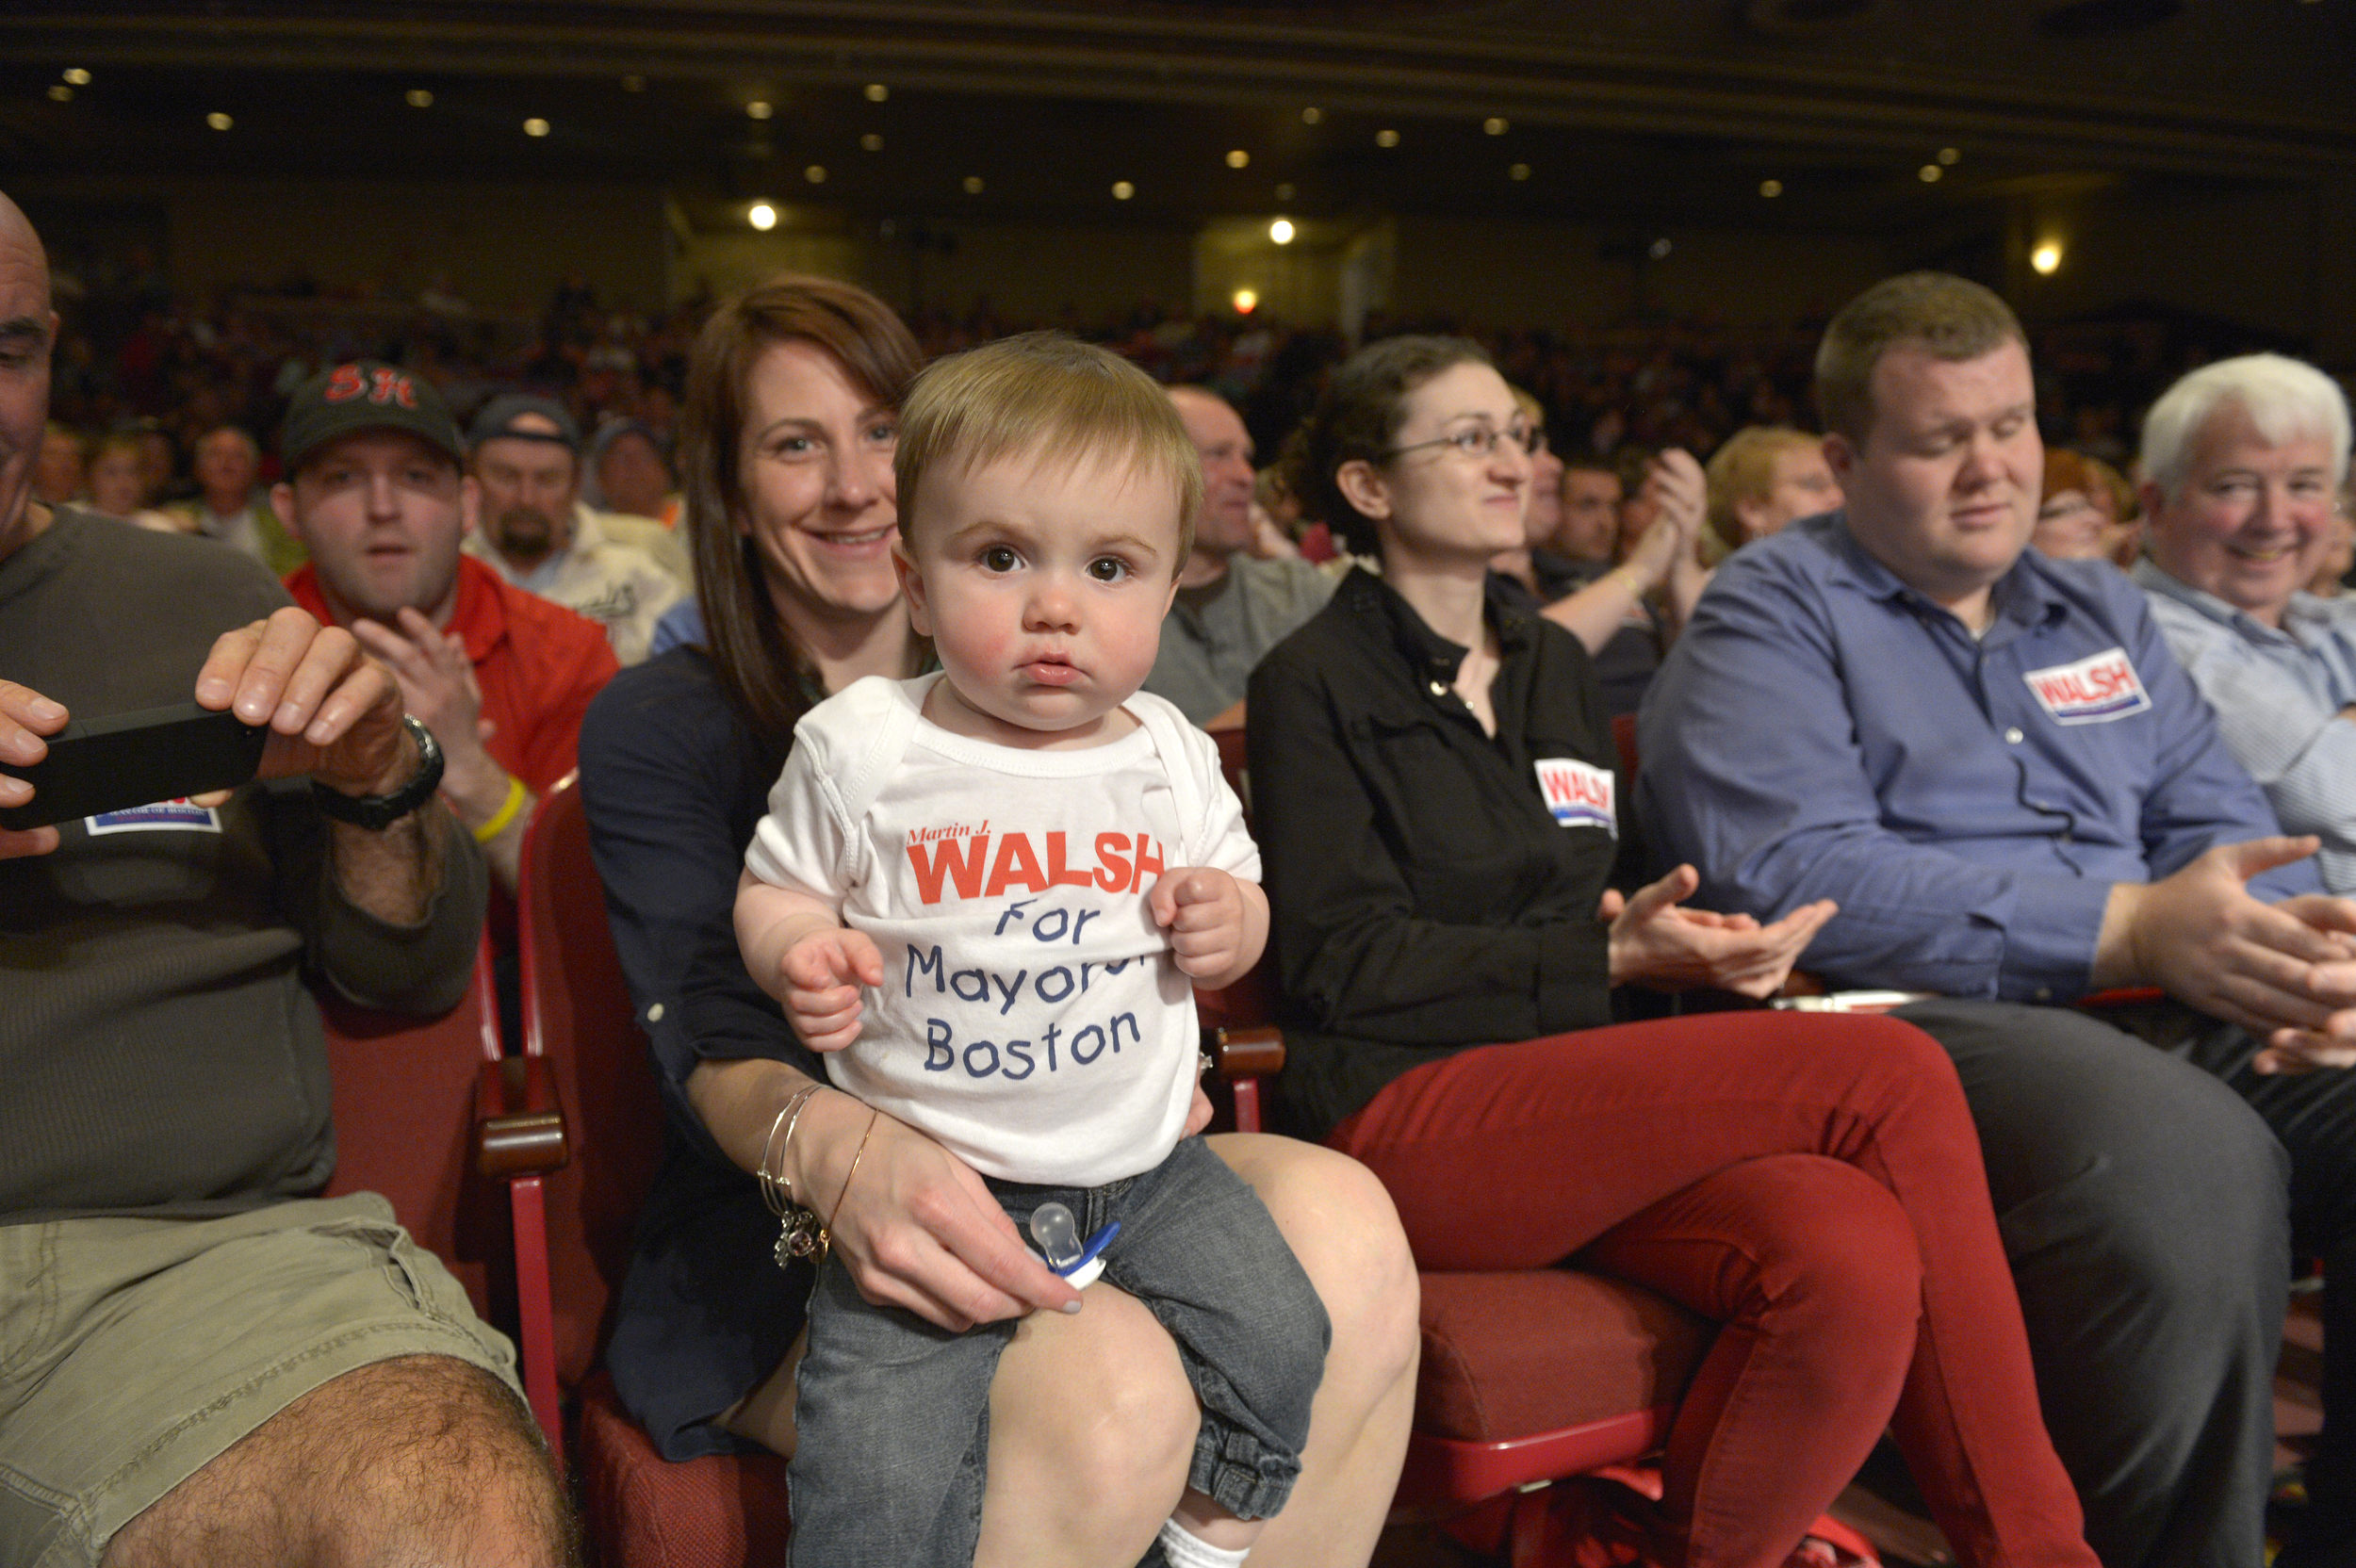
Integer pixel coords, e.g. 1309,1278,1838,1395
864,83,889,102
206,112,232,131
1111,180,1136,200
1939,146,1961,165
804,165,826,184
1375,129,1400,148
2032,240,2063,274
747,100,773,121
62,69,90,86
1509,162,1530,181
1483,117,1508,136
962,175,985,194
1270,219,1295,244
1919,163,1942,182
1301,106,1322,124
46,85,72,102
748,203,777,231
406,89,434,108
524,118,550,138
1760,178,1783,197
1648,237,1673,260
1225,149,1250,169
1232,288,1258,314
621,75,645,92
860,133,884,152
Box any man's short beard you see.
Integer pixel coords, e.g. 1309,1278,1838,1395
490,506,558,567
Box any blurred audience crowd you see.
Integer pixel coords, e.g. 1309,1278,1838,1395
35,257,2298,575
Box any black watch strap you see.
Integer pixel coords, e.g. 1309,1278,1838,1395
311,715,444,831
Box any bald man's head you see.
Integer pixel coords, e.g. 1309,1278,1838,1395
1168,384,1257,560
0,190,57,555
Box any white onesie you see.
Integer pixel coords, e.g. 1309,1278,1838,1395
744,674,1259,1186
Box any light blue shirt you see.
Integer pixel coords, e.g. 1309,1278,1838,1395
2135,558,2356,896
648,596,704,658
1636,514,2312,1004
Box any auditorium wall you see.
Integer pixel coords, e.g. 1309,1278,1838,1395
155,178,667,316
1387,218,1893,330
21,172,2348,366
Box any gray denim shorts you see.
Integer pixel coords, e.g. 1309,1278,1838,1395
786,1135,1331,1568
0,1192,520,1568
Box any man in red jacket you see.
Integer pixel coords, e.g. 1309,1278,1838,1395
273,363,618,891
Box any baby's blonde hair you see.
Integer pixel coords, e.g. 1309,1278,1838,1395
895,332,1202,573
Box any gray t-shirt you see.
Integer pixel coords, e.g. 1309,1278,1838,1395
0,509,487,1219
1144,554,1336,725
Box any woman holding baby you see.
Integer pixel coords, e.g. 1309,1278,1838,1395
578,278,1417,1568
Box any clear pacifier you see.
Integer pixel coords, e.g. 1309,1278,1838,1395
1029,1201,1119,1290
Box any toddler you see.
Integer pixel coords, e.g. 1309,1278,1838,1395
735,332,1329,1568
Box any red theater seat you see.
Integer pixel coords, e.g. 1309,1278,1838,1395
319,931,569,1451
514,774,794,1563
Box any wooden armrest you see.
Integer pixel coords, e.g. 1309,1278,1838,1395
1207,1023,1285,1079
475,1056,569,1178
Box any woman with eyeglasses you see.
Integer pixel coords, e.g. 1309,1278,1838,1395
1247,335,2098,1568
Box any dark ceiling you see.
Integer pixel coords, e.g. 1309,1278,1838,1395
0,1,2348,237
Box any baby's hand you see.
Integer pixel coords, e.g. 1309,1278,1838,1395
778,928,885,1052
1150,867,1249,982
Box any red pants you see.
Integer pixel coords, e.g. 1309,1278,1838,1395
1328,1011,2095,1568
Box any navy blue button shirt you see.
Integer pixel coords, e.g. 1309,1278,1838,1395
1635,513,2315,1004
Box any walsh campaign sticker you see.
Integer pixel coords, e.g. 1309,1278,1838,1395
2021,647,2151,726
1534,758,1615,834
86,799,222,836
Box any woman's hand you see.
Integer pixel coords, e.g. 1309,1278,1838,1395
1641,449,1706,554
1603,863,1837,997
785,1086,1083,1331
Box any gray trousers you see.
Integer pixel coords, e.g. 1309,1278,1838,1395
784,1136,1330,1568
1897,998,2356,1568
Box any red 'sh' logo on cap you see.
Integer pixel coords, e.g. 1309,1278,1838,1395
322,365,417,408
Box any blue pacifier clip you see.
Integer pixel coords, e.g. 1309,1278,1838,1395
1029,1202,1120,1289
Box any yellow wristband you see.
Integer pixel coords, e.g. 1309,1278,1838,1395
472,775,529,844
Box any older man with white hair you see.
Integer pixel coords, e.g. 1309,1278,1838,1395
2133,354,2356,896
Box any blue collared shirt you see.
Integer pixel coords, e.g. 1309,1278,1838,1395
1635,514,2313,1004
2134,558,2356,896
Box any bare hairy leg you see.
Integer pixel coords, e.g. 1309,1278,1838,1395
103,1355,572,1568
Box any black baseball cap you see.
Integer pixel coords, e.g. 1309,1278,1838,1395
279,361,465,471
469,393,581,453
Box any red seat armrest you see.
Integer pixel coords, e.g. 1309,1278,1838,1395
1208,1023,1285,1080
475,1056,569,1178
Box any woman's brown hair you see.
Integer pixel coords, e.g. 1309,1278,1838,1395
1280,334,1491,558
679,273,924,756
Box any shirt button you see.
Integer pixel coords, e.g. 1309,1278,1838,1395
646,1003,665,1023
2004,727,2024,744
2034,987,2053,1002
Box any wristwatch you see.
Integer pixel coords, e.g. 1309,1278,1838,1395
311,715,445,831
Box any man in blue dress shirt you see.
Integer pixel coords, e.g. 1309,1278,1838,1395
1640,272,2356,1568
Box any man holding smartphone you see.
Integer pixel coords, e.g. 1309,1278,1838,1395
0,194,574,1567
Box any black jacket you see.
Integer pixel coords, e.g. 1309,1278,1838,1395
1246,568,1628,1139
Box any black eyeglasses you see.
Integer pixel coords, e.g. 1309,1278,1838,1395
1382,422,1535,461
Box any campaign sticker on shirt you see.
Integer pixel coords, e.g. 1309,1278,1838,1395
2021,647,2151,726
85,799,223,836
1534,758,1616,835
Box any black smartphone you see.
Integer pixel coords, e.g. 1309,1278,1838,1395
0,702,270,831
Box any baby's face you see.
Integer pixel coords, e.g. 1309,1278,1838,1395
900,448,1181,749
